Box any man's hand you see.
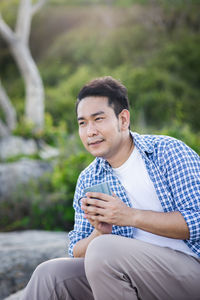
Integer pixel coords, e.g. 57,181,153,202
77,191,190,258
90,220,112,235
81,192,132,227
81,192,190,241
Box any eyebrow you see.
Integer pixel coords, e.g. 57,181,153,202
77,111,105,121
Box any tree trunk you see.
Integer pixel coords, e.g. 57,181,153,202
0,0,46,131
0,119,10,137
0,81,17,131
10,41,44,130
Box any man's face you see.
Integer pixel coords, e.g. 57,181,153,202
77,96,126,161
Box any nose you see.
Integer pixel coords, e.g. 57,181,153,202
87,121,98,136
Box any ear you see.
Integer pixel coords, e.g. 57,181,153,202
118,109,130,131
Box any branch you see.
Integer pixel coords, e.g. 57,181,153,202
0,13,16,44
32,0,48,16
0,119,10,137
15,0,47,44
15,0,32,44
0,81,17,130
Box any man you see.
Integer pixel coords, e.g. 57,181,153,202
22,76,200,300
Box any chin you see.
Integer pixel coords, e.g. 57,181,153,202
87,145,106,157
89,151,104,158
88,147,107,157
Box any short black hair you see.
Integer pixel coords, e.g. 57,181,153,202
76,76,130,117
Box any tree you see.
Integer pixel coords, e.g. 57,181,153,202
0,0,47,134
0,80,17,136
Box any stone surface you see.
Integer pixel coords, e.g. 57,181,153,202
0,230,69,300
38,140,59,159
0,136,38,161
0,136,59,161
0,158,52,199
3,290,24,300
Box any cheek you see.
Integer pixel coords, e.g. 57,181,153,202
79,131,90,150
79,129,86,143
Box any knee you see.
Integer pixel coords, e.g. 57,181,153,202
85,234,115,260
84,234,120,279
85,235,107,279
31,259,60,282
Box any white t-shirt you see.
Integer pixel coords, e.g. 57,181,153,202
113,146,197,257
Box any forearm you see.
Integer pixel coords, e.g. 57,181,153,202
82,193,190,240
129,209,190,240
73,229,101,258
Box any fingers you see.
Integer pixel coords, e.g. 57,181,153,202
81,192,122,226
81,191,116,208
81,192,120,218
86,192,113,201
82,196,106,208
87,214,105,223
82,201,105,216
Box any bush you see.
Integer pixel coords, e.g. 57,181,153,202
0,150,93,232
45,66,96,132
157,122,200,156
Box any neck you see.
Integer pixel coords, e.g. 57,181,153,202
108,132,134,168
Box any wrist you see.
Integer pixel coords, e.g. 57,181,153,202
93,228,102,237
129,208,141,227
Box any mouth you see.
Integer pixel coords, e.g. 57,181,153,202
88,139,104,146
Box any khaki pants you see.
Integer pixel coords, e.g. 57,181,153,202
22,235,200,300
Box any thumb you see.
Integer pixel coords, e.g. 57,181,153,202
112,192,118,198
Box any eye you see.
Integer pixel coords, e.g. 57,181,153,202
95,117,104,121
78,121,86,126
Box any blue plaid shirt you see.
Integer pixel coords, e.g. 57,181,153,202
68,132,200,257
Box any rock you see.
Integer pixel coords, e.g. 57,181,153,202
0,158,52,199
0,230,69,300
0,136,38,161
3,289,24,300
38,140,60,159
0,136,60,161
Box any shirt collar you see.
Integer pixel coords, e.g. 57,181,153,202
95,132,154,175
131,132,154,157
95,157,111,175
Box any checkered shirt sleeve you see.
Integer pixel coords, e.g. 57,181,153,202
162,139,200,242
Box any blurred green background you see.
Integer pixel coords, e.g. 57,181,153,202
0,0,199,232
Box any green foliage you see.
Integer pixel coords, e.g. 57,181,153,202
123,64,198,128
42,113,68,146
2,1,200,134
1,1,200,232
106,33,200,131
159,123,200,155
13,113,68,147
138,121,200,156
39,4,200,133
144,34,200,131
0,150,93,231
13,117,36,139
0,0,19,26
1,153,40,163
52,151,93,199
41,63,71,87
45,66,96,131
49,0,147,6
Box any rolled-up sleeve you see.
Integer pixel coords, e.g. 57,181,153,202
164,139,200,242
68,174,93,257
